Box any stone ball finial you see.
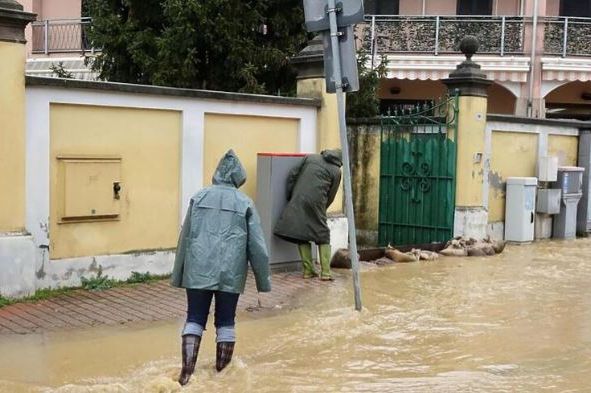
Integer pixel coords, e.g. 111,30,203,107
460,36,479,61
0,0,24,11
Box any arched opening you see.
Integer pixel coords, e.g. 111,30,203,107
487,82,517,115
378,79,446,114
545,81,591,120
377,78,516,115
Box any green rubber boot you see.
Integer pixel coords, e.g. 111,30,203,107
319,244,333,281
298,243,318,278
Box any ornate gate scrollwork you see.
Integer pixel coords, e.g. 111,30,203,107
400,151,432,204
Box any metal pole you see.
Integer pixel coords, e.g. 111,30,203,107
44,19,49,55
370,15,376,69
528,0,539,117
562,17,569,58
500,16,506,56
434,16,440,56
326,0,362,311
80,20,84,52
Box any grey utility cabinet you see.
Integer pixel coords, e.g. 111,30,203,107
552,166,584,239
537,189,561,215
256,153,306,269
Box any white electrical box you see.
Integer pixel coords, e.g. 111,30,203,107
537,156,558,182
505,177,538,242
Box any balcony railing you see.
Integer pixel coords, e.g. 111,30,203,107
543,17,591,57
362,15,525,56
32,17,93,54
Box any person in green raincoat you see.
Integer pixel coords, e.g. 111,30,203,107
274,149,342,280
171,149,270,386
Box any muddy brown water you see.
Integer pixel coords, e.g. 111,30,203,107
1,239,591,392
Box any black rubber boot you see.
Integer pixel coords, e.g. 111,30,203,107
179,334,201,386
216,341,235,372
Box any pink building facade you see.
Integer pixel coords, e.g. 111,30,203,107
18,0,94,80
364,0,591,119
15,0,591,119
20,0,84,57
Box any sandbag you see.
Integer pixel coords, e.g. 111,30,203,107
330,248,349,268
492,240,506,254
419,250,440,261
443,236,505,258
374,257,395,266
440,246,468,257
467,246,487,257
330,248,355,269
483,245,496,256
385,248,418,263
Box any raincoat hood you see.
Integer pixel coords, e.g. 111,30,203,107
172,159,271,293
212,149,247,188
321,149,343,167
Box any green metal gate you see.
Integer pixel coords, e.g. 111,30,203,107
378,96,459,247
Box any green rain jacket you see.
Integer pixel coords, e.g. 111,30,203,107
274,149,342,245
171,150,271,293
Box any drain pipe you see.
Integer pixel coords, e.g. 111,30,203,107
528,0,539,117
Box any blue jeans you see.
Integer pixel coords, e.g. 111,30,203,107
186,289,240,329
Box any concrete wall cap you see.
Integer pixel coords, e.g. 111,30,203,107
487,114,591,129
25,76,322,108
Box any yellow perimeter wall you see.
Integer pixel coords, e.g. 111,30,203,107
204,113,299,200
488,132,538,222
0,42,26,232
297,78,340,151
50,104,181,259
488,133,578,223
351,127,380,231
548,135,578,166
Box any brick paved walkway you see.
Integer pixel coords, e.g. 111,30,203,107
0,272,331,335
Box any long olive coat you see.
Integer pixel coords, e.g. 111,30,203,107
171,150,271,294
273,149,342,245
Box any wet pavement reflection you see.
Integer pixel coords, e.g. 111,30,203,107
1,239,591,392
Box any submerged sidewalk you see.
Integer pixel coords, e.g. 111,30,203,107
0,272,328,335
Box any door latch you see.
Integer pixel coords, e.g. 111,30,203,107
113,182,121,200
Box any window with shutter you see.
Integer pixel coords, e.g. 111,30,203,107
364,0,399,15
560,0,591,17
457,0,493,15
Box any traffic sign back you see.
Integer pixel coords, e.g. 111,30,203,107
303,0,364,32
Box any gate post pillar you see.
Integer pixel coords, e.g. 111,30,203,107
443,36,492,239
0,1,37,298
291,36,343,214
291,36,341,154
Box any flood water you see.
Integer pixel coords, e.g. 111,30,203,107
1,239,591,392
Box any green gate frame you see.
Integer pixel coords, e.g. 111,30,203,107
378,95,459,247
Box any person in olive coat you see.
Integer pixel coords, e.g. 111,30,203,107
274,149,342,280
171,149,270,385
